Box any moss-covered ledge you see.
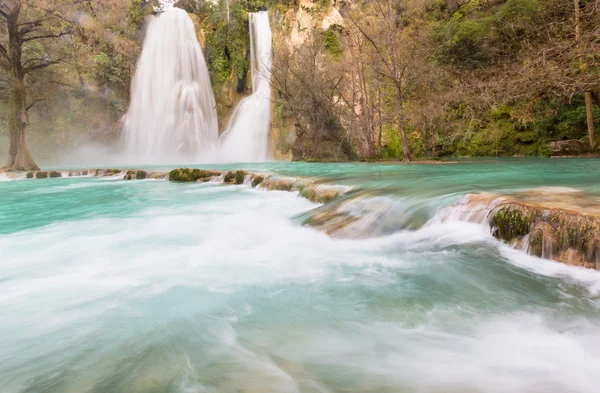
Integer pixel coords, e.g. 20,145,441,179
459,191,600,269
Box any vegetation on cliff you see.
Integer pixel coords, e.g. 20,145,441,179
1,0,599,164
270,0,600,161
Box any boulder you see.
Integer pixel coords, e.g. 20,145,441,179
548,140,589,156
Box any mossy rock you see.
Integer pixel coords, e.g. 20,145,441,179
124,170,148,180
104,169,121,176
235,170,245,185
36,171,48,179
490,205,532,241
489,201,600,269
251,176,265,188
49,171,62,178
224,171,235,183
169,168,220,182
26,172,34,179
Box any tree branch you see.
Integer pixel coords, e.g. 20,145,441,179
26,98,45,112
24,59,62,74
23,30,71,42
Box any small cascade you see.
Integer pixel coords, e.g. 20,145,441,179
122,7,218,164
220,11,273,162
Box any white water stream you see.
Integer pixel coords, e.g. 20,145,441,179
220,11,273,162
122,7,219,163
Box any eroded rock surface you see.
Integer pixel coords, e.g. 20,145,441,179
450,189,600,269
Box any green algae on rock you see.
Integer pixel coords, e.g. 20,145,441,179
168,168,220,182
457,191,600,270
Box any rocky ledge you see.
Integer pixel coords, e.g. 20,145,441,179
447,189,600,269
168,168,349,204
15,167,351,205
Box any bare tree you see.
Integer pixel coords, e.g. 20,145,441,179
0,0,84,170
346,0,428,161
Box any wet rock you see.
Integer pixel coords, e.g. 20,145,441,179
169,168,221,182
124,170,148,180
300,185,341,204
49,171,62,178
35,171,48,179
454,191,600,269
223,170,246,185
548,140,589,156
303,195,421,239
259,176,298,191
251,175,265,188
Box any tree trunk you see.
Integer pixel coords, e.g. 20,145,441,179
377,88,383,155
396,83,412,162
5,8,39,171
585,91,596,151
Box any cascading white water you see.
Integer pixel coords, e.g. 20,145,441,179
220,11,273,162
122,7,218,163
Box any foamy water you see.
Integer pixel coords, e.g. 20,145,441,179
2,161,600,392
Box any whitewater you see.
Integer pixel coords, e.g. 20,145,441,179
1,160,600,393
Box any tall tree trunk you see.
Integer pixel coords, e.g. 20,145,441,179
585,91,596,151
5,9,39,171
396,82,412,162
573,0,595,151
377,88,383,155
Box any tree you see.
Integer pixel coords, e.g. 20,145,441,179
271,33,352,160
0,0,83,170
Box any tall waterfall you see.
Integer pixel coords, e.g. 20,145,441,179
122,7,218,163
220,11,273,162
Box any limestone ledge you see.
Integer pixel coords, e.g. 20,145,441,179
445,189,600,270
17,167,351,205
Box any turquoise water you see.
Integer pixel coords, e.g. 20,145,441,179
1,159,600,393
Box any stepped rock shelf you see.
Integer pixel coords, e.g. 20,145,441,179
8,168,600,270
445,190,600,269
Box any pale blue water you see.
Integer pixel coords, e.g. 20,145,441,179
1,159,600,393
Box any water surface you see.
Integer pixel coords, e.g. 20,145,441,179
1,159,600,393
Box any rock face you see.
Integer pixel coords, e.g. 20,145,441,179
452,190,600,269
548,140,589,156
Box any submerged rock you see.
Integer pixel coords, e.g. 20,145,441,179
303,195,425,239
451,190,600,269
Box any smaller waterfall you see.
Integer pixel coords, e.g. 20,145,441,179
220,11,273,162
122,7,218,163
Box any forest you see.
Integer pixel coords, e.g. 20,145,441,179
1,0,599,167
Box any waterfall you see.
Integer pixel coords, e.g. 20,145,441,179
220,11,273,162
122,7,218,164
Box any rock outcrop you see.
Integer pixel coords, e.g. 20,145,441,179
449,189,600,269
548,140,590,156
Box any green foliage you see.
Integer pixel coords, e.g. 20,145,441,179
435,0,541,68
379,126,403,159
204,1,254,87
126,0,152,34
323,25,343,58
